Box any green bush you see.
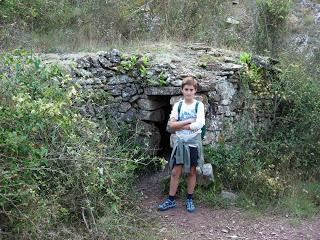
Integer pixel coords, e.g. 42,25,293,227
203,53,320,209
273,61,320,173
0,0,46,25
253,0,291,55
0,50,155,238
0,0,228,50
203,124,287,200
0,0,83,31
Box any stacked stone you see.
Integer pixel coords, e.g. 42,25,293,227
62,45,276,154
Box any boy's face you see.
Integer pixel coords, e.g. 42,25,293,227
181,84,196,101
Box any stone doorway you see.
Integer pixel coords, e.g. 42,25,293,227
155,96,172,159
136,94,176,159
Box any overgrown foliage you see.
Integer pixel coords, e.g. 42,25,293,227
253,0,291,55
0,50,157,238
0,0,227,51
0,0,298,55
0,0,319,229
203,52,320,213
120,53,168,86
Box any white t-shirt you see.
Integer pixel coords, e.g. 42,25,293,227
170,99,205,140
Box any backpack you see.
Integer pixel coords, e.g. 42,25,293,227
176,100,206,140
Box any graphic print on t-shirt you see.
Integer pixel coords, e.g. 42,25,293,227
178,108,197,136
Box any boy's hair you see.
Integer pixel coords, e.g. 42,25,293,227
181,76,198,90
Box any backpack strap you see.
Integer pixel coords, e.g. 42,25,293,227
195,100,199,113
177,101,183,121
195,100,206,140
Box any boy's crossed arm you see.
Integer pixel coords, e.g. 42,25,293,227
169,118,196,131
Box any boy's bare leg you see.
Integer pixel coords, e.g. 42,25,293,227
187,166,197,194
169,165,183,196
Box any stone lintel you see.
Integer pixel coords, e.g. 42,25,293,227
138,109,165,122
144,87,181,96
137,99,167,111
170,94,208,106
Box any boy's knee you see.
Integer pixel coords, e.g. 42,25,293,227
171,168,181,178
188,167,196,177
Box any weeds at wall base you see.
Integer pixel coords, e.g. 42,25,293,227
195,179,319,221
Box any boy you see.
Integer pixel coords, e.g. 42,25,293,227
158,76,205,212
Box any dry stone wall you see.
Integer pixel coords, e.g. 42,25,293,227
43,44,277,155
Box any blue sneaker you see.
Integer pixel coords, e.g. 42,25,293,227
158,198,176,211
186,199,195,212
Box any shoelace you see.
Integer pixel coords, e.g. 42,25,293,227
186,200,194,209
161,199,172,207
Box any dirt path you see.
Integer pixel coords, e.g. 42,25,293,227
136,170,320,240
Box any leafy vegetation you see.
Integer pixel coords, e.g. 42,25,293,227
0,50,158,238
120,53,168,86
0,0,227,51
253,0,291,55
202,52,320,215
0,0,319,237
